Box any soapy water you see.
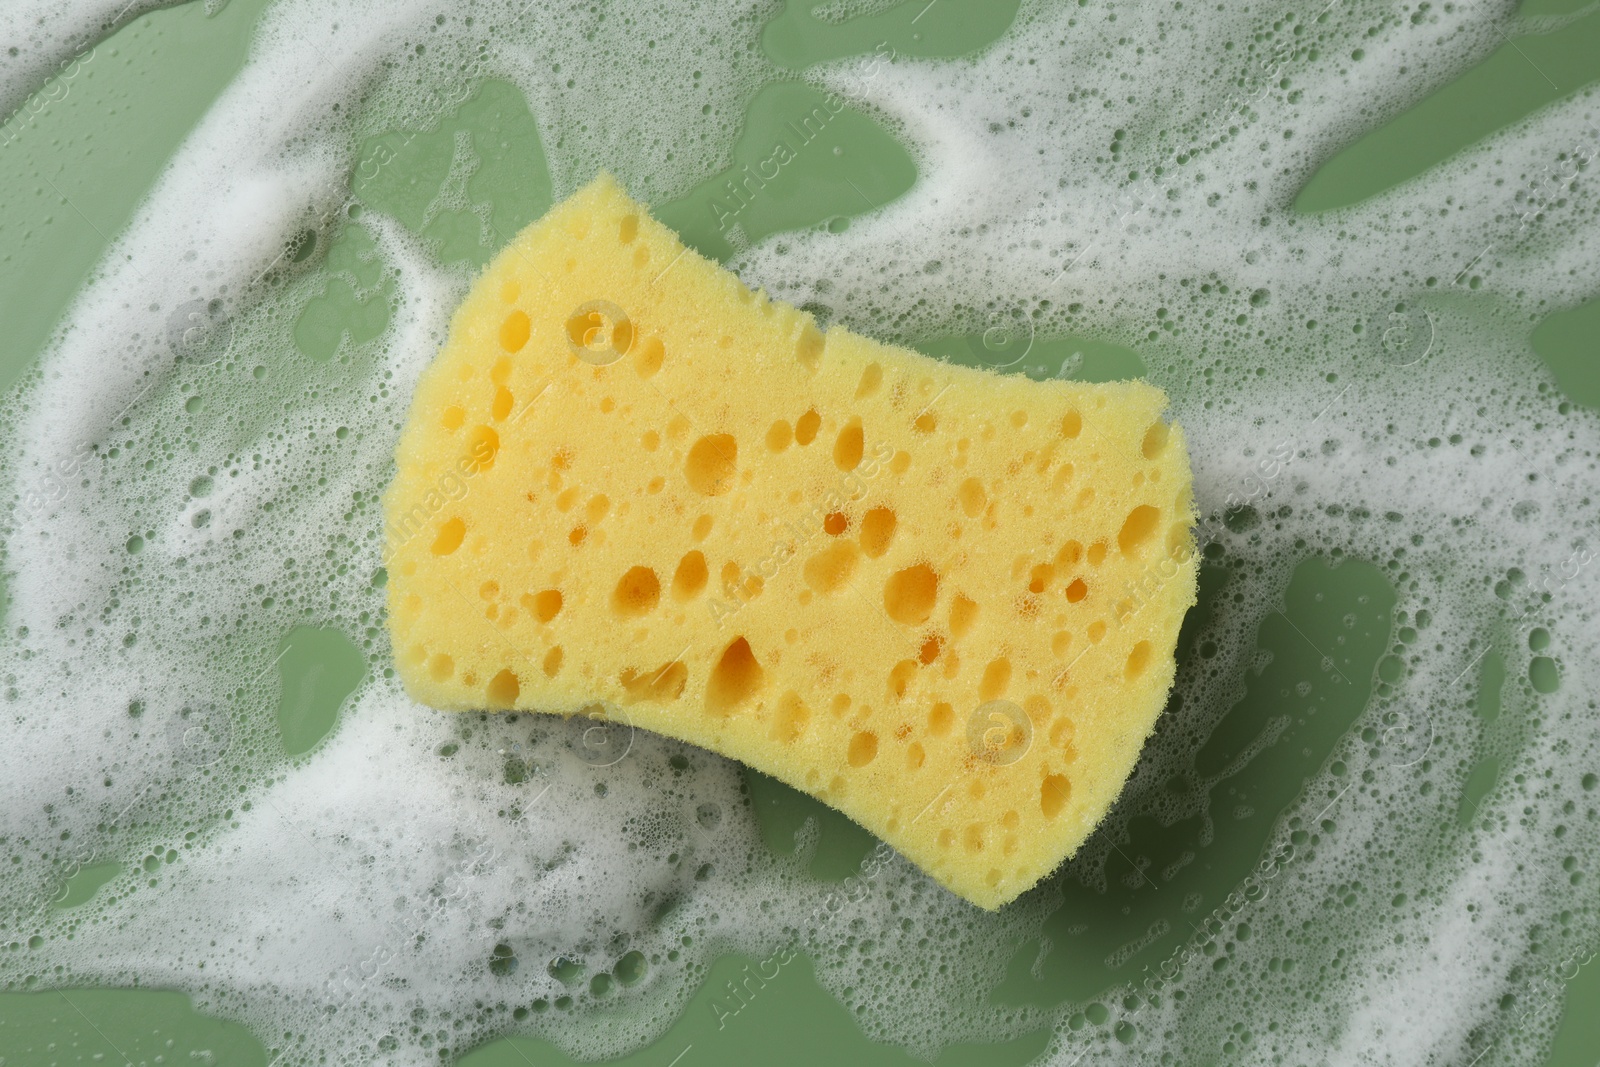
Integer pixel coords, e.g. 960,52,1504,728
0,0,1598,1064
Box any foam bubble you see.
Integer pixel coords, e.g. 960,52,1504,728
2,0,1598,1064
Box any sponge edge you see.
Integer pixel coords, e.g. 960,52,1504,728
384,173,1198,909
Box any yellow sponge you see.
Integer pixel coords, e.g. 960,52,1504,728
383,174,1198,909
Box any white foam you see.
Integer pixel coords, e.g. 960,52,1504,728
2,0,1598,1064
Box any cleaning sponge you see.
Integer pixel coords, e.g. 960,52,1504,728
384,174,1198,908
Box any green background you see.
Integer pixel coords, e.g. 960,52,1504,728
1,0,1598,1063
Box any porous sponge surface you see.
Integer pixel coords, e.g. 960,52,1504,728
384,174,1198,909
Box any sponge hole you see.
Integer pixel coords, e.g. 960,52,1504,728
884,564,938,625
633,336,665,378
431,517,466,556
672,551,708,600
491,386,514,421
685,434,738,496
1118,505,1161,557
1028,563,1055,594
771,692,809,743
618,213,639,244
1125,640,1153,679
1049,717,1076,749
794,409,821,446
611,319,634,357
706,637,765,715
823,511,849,536
1065,578,1088,603
612,566,661,616
620,661,688,702
847,731,878,768
766,419,792,452
958,477,987,518
527,589,563,623
888,659,916,699
804,541,860,594
949,593,979,639
1041,774,1071,819
1060,409,1082,439
979,657,1012,700
859,506,896,558
487,669,520,706
928,702,954,736
795,322,825,370
466,425,500,472
566,310,599,347
856,363,882,398
1142,420,1170,459
428,653,454,682
500,310,530,353
542,646,563,677
834,419,864,471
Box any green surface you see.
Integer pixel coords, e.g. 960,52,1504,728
655,79,918,262
1532,296,1600,410
274,626,368,756
2,0,1599,1064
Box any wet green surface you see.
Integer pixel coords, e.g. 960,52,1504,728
1532,295,1600,410
51,863,122,912
350,78,553,268
0,988,265,1067
2,0,1599,1064
655,79,916,262
274,626,367,756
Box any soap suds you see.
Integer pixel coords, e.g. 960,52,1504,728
1,0,1597,1064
